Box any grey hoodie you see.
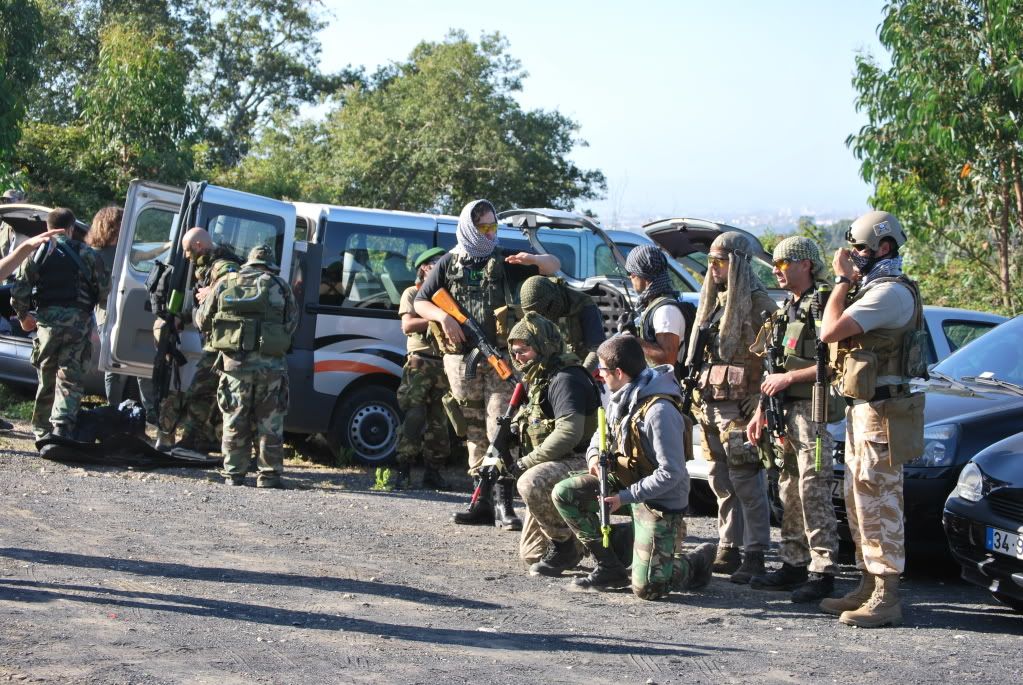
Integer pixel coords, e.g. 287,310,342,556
585,364,689,512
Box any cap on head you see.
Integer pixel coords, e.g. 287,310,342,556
846,210,906,251
413,247,445,269
2,189,25,203
245,243,279,271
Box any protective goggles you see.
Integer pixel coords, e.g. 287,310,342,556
475,222,498,236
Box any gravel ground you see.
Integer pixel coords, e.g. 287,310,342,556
1,422,1021,685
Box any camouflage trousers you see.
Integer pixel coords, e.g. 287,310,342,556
552,473,692,601
217,367,289,484
845,401,906,575
700,400,770,552
776,400,839,573
443,353,512,474
396,354,450,468
517,456,586,564
159,350,222,445
30,323,92,438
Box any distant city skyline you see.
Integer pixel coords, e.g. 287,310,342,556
316,1,888,226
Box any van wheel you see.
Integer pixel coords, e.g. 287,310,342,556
329,386,400,465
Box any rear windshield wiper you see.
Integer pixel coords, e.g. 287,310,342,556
960,374,1023,396
928,370,975,394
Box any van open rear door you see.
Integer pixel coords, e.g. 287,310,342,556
101,181,297,386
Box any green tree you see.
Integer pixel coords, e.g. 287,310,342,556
0,0,44,173
231,31,605,213
849,0,1023,314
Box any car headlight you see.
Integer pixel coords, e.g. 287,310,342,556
954,462,983,502
905,424,959,467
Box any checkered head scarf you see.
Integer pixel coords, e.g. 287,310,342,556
453,199,499,259
773,236,826,280
625,244,675,308
520,275,569,319
689,231,768,363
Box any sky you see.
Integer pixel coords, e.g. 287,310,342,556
314,1,889,228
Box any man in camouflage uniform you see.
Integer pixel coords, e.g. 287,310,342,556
689,231,776,583
12,208,110,440
819,211,926,628
552,335,716,599
156,227,241,452
195,244,297,488
518,275,604,371
500,312,600,573
746,237,840,602
414,199,559,529
394,246,449,490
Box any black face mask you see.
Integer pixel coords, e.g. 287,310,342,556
849,249,876,274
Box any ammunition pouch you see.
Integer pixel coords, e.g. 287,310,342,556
839,348,878,401
701,363,753,401
442,392,467,437
884,393,925,465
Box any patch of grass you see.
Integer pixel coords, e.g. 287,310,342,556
371,467,394,491
0,383,35,421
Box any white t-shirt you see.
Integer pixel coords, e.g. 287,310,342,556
650,304,686,365
846,280,915,333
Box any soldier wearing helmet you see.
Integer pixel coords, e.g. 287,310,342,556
818,210,927,628
688,231,776,584
745,236,841,603
392,246,450,491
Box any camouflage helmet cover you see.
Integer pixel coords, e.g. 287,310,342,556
245,244,279,271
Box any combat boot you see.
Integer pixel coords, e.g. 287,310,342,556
675,543,718,591
452,478,495,525
421,466,448,490
750,562,808,591
493,480,522,531
529,537,584,577
570,542,630,592
819,571,874,616
729,550,765,585
155,430,175,452
393,465,412,490
839,574,902,628
791,572,835,603
51,425,73,440
0,417,14,431
712,546,741,575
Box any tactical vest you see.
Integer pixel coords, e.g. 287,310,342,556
557,284,594,359
833,275,927,401
209,267,292,356
34,239,97,311
698,289,773,401
613,393,682,487
403,285,442,356
444,249,514,345
516,362,598,455
770,291,819,400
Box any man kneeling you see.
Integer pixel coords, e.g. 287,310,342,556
552,335,716,600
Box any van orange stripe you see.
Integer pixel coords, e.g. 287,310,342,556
314,360,392,375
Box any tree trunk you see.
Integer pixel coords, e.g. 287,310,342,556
997,159,1012,312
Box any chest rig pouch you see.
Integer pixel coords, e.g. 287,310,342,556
613,393,682,487
210,270,290,356
445,250,517,350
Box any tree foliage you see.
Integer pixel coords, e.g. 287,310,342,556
0,0,44,171
227,32,605,213
849,0,1023,314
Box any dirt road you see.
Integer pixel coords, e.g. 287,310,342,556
1,426,1020,684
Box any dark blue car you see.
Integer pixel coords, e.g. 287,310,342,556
944,431,1023,612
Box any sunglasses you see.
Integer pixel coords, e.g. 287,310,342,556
709,256,729,269
475,222,498,236
772,258,793,270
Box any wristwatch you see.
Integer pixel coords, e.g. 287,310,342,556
834,275,852,285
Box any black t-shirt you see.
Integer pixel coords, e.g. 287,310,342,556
415,251,540,304
544,365,600,420
579,303,605,347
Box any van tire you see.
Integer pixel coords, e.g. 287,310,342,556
329,385,400,466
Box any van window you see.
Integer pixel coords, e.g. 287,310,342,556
320,222,429,311
205,211,282,265
129,207,174,273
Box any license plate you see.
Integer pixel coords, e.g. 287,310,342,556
831,480,844,500
986,527,1023,560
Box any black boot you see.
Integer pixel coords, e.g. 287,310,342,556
393,465,412,490
750,562,808,591
729,550,766,585
571,542,630,592
493,480,522,531
452,478,495,525
529,537,584,577
791,572,835,603
421,466,448,490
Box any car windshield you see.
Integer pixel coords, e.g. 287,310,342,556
932,315,1023,387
